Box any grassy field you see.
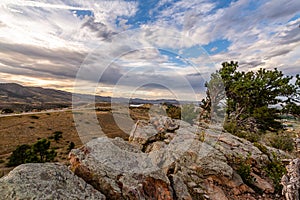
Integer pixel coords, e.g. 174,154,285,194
0,106,145,176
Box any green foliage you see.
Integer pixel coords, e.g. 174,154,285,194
7,139,56,167
253,142,269,155
166,105,181,119
67,142,75,152
205,61,297,133
223,120,238,134
181,104,199,124
28,139,56,163
235,131,260,143
224,120,260,142
234,155,264,194
1,108,13,114
7,144,31,167
237,161,253,185
283,102,300,118
264,153,287,193
53,131,63,142
252,106,282,130
268,132,294,152
235,155,255,186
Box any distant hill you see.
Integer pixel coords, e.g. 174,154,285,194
0,83,195,112
0,83,73,111
0,83,72,102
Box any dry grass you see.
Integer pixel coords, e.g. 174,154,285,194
0,105,149,176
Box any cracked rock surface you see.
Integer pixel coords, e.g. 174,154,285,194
281,158,300,200
0,163,105,200
69,116,291,199
0,116,293,199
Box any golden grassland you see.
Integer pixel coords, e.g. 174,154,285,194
0,105,151,176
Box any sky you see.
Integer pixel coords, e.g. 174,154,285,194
0,0,299,101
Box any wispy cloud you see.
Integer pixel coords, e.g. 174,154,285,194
0,0,299,100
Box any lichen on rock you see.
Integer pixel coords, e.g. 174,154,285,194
0,163,105,199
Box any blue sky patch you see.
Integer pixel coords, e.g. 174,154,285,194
288,14,300,22
159,49,191,67
125,0,181,28
203,39,231,55
71,10,93,19
126,0,160,27
213,0,237,10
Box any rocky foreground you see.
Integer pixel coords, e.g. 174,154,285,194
0,116,299,199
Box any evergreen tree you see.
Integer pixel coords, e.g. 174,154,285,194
204,61,298,132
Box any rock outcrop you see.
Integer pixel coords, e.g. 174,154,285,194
69,116,291,200
0,163,105,199
69,137,173,199
281,158,300,200
0,116,293,199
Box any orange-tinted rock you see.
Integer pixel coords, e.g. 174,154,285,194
251,173,274,193
69,137,173,200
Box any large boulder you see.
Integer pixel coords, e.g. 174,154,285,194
69,137,173,200
0,163,105,199
128,116,181,150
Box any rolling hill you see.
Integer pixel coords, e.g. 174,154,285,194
0,83,184,112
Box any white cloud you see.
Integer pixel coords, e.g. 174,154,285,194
0,0,299,100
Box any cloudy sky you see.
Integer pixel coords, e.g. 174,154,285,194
0,0,299,100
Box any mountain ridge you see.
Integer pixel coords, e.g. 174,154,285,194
0,83,187,112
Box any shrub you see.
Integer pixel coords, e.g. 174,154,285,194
7,139,56,167
53,131,63,142
26,139,57,163
7,144,31,167
264,153,286,193
67,142,75,152
166,105,181,119
234,155,263,194
236,131,260,142
223,120,238,134
224,119,261,142
1,108,13,114
253,142,269,155
235,155,254,186
269,132,294,152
